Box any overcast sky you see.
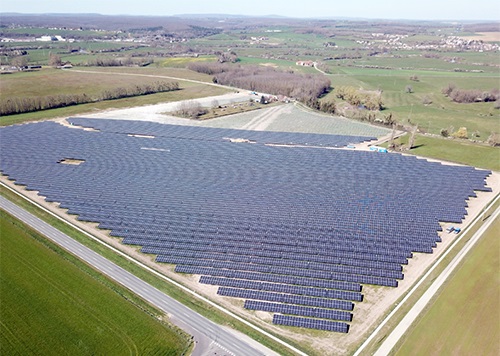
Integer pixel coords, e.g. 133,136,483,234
2,0,499,21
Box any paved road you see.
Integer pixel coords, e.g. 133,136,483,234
0,195,265,356
373,204,500,355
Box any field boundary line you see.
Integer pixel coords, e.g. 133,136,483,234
68,69,238,91
0,181,307,356
353,192,500,356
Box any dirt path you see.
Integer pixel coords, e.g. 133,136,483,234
240,104,292,131
81,91,254,123
69,68,232,89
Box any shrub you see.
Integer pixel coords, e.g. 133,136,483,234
452,127,468,139
440,128,450,137
487,132,500,146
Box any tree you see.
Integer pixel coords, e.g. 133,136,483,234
407,125,418,149
211,99,219,109
319,99,336,114
405,85,413,94
48,54,62,67
11,56,28,69
452,127,468,139
442,83,456,97
388,124,397,150
440,128,450,137
487,132,500,146
422,95,432,105
175,100,207,119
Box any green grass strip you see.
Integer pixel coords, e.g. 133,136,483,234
394,217,499,356
0,210,192,356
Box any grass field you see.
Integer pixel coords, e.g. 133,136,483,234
384,134,500,171
394,216,500,356
0,67,213,101
324,67,500,139
0,210,190,355
0,67,230,126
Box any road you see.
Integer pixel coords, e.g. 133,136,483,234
0,195,265,356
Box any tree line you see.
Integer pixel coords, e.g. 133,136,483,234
335,86,384,111
0,81,179,116
84,57,154,67
188,62,331,105
442,84,499,103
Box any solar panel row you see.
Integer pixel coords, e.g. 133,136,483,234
141,246,403,272
176,265,362,292
199,276,363,301
217,287,354,311
244,300,353,321
273,314,349,333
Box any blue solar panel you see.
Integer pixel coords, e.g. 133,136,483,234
273,314,349,333
244,300,352,321
0,118,492,333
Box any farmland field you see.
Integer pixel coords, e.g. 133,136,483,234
0,67,214,101
0,67,230,126
322,68,499,138
394,216,500,356
0,210,190,356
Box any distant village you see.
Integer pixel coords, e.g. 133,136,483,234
2,27,498,53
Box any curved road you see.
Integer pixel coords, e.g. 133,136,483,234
0,195,265,356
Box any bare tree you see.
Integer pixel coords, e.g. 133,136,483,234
407,124,418,149
175,100,207,119
48,53,62,67
487,132,500,146
11,56,28,69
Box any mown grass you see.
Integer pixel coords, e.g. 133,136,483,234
0,210,191,356
0,67,211,101
73,66,216,82
385,134,500,171
157,56,216,68
0,186,305,356
393,216,500,356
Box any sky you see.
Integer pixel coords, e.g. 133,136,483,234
1,0,499,21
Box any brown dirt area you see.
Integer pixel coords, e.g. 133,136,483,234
1,130,498,355
460,32,500,42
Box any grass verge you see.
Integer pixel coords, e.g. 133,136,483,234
0,210,192,356
354,195,499,355
393,216,499,356
384,134,500,171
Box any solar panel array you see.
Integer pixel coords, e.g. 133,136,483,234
67,117,377,147
0,119,492,333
